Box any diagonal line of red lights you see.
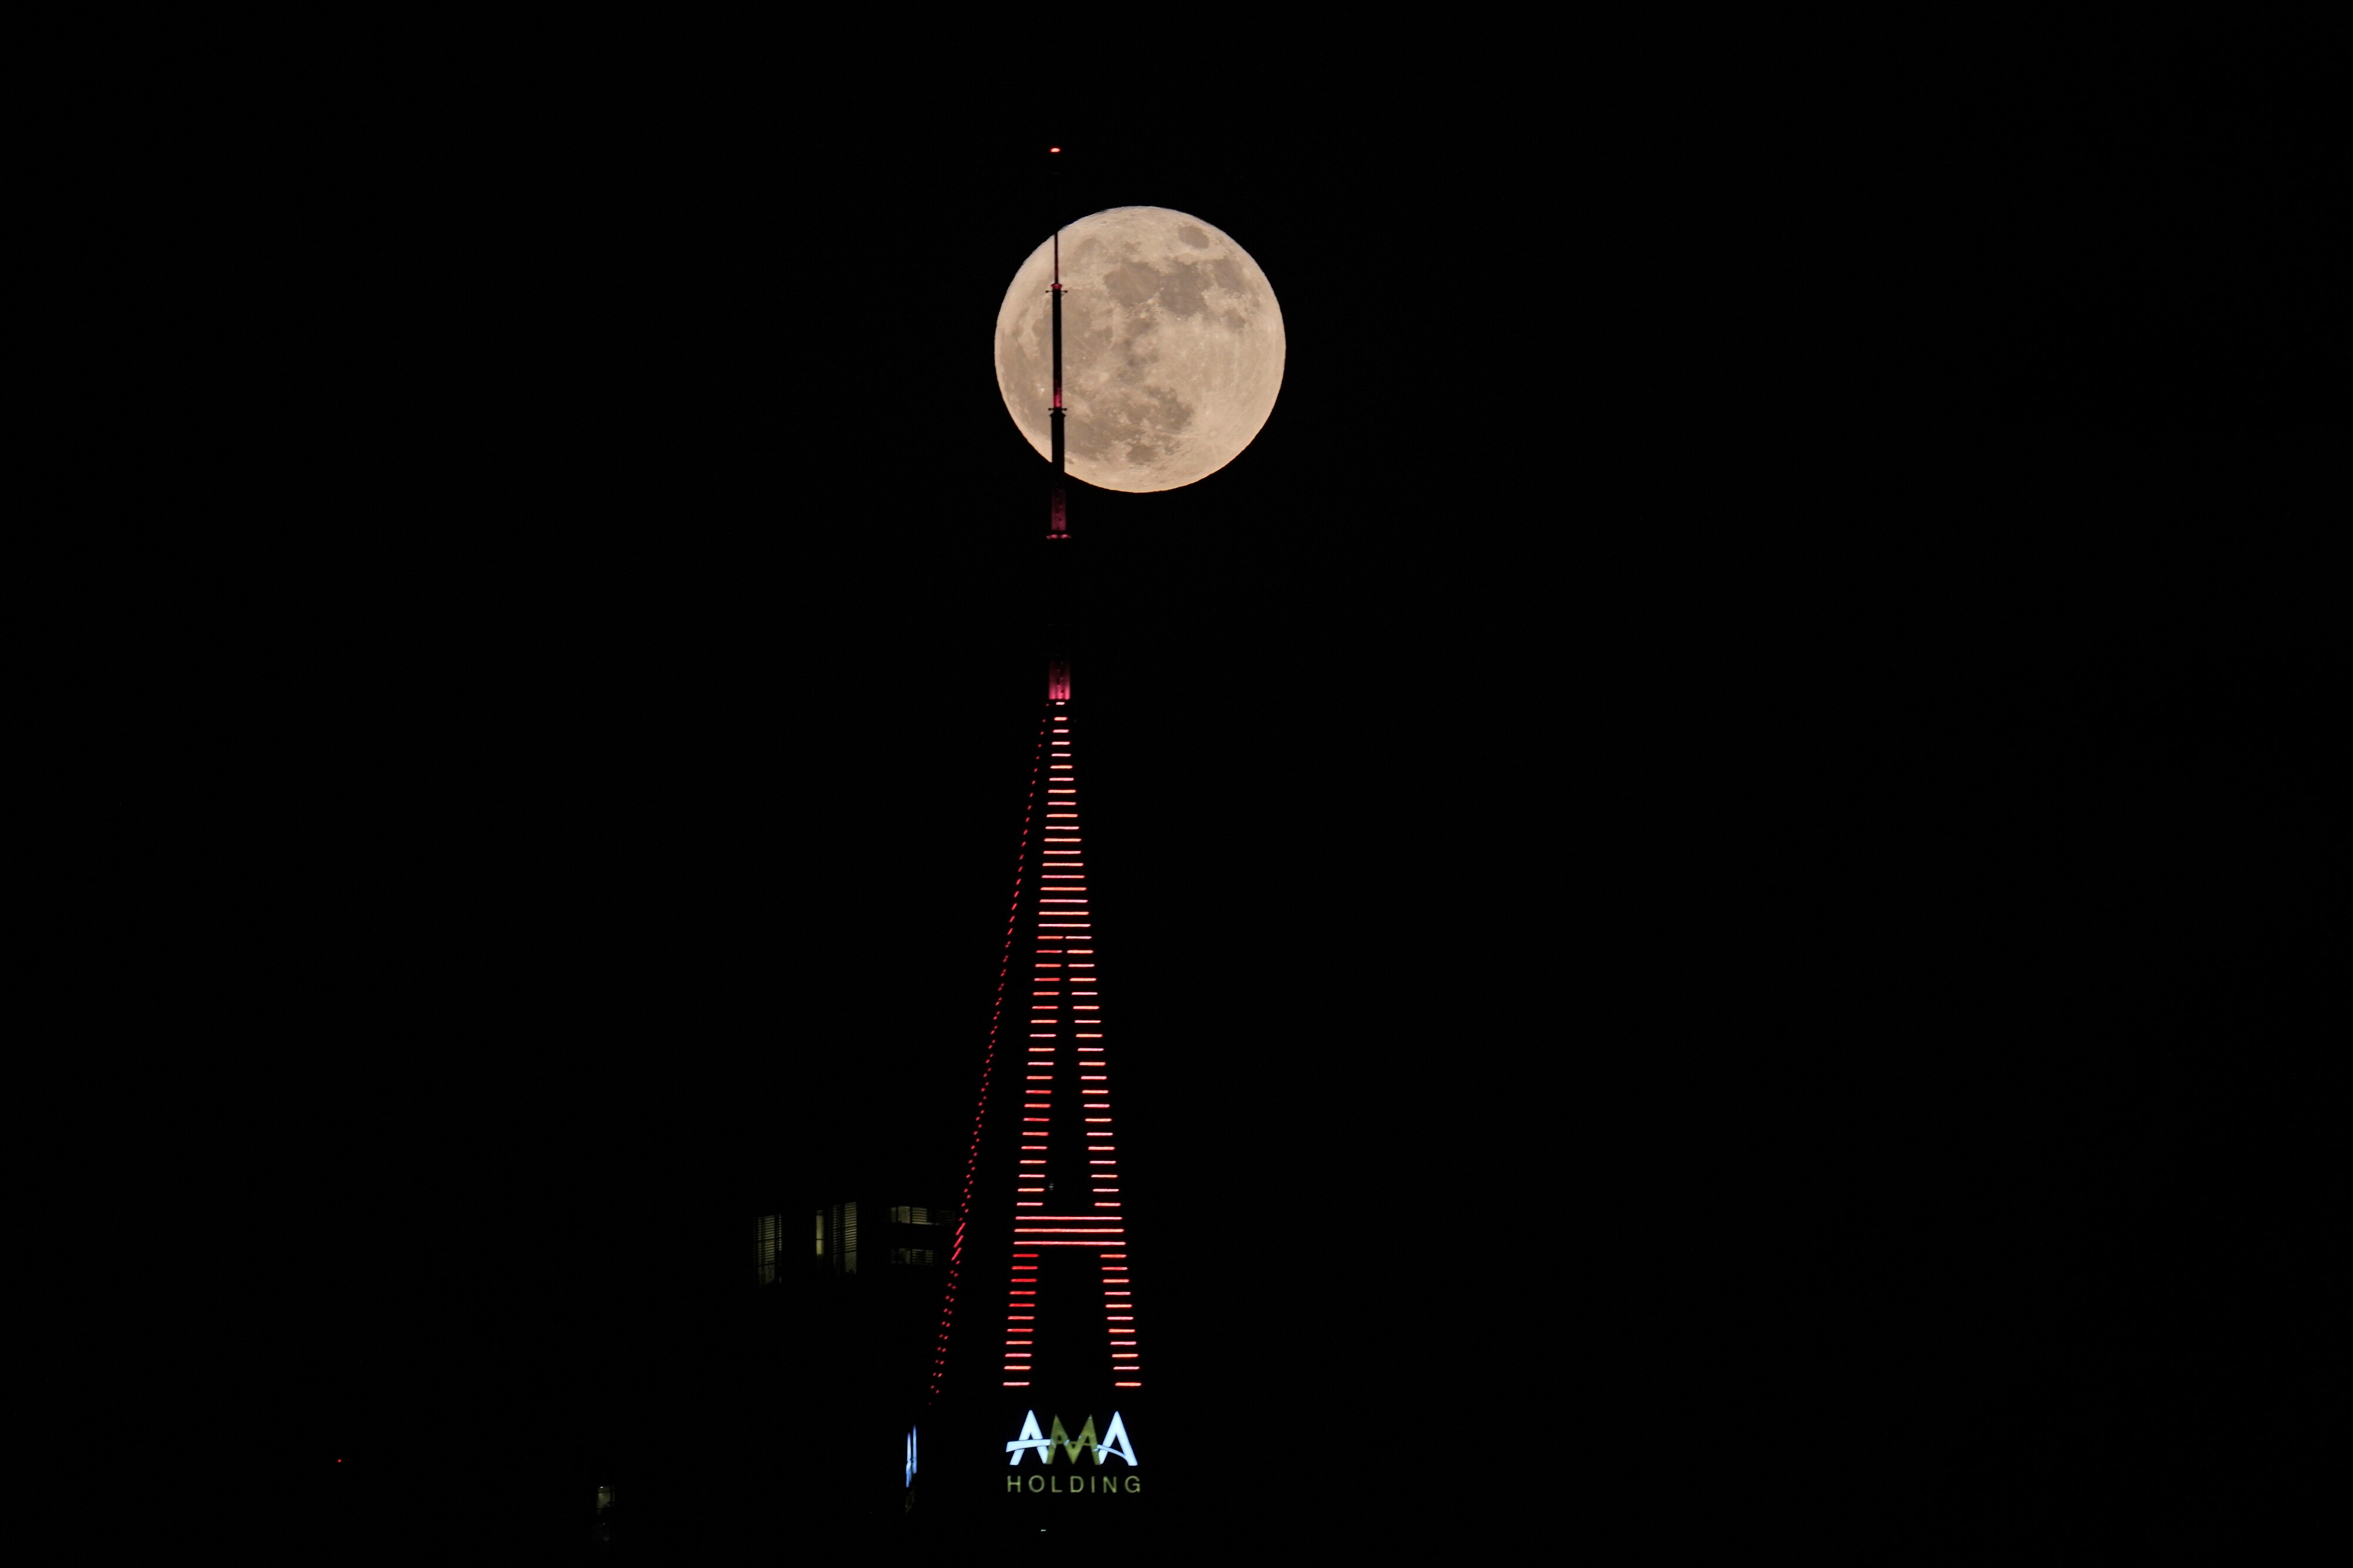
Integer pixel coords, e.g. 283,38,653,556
928,716,1048,1404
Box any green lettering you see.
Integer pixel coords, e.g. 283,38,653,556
1046,1414,1099,1466
1124,1475,1140,1494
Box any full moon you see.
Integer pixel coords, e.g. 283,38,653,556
995,206,1285,493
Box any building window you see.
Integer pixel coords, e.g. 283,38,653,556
814,1205,862,1274
826,1202,859,1275
755,1214,781,1286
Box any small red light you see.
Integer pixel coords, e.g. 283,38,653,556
1049,146,1061,154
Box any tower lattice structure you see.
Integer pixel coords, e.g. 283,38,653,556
928,231,1146,1422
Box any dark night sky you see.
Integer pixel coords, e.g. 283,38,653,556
102,29,2332,1551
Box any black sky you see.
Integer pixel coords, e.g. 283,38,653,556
112,30,2334,1552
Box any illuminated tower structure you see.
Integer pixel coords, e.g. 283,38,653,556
911,232,1149,1527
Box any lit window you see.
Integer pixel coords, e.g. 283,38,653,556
755,1213,781,1286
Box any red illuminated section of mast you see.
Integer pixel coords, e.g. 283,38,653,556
995,715,1143,1389
929,718,1146,1400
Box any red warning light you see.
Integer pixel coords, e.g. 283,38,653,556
1049,146,1061,154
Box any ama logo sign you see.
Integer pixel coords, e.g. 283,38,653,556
1005,1411,1139,1494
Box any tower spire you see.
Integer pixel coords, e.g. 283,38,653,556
1046,229,1072,703
1049,229,1066,535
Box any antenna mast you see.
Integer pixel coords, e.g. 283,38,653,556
1046,231,1072,702
1049,231,1068,539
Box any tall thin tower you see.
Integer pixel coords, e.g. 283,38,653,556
914,229,1149,1527
1046,231,1073,700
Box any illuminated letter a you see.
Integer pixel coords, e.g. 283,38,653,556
1006,1410,1051,1466
1096,1411,1138,1467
